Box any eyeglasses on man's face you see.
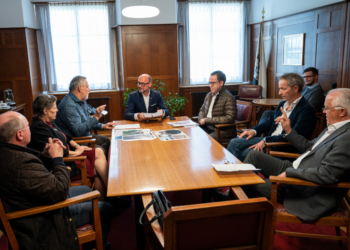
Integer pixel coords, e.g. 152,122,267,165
208,81,219,85
322,106,343,112
303,75,315,79
136,81,150,87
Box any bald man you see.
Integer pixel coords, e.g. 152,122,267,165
124,74,169,121
0,111,113,250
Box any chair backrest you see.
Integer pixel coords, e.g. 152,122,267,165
163,197,273,250
236,100,253,122
238,85,262,100
309,114,324,140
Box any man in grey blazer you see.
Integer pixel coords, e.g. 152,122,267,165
241,88,350,221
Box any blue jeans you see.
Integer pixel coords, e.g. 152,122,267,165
227,137,264,162
68,186,114,245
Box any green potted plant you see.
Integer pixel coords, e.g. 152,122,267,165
122,79,188,120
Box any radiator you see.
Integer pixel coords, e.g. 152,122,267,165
56,97,111,123
191,90,237,116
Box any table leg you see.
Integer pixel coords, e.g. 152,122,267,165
134,194,145,249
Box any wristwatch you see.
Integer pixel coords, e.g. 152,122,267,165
74,144,80,149
263,137,267,144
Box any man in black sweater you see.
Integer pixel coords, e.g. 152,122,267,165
302,67,325,112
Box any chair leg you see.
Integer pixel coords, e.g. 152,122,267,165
335,226,343,246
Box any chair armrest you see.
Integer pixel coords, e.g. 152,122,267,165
214,120,249,129
265,142,292,148
269,176,350,189
269,151,300,158
192,116,198,122
6,190,100,220
63,155,87,162
72,136,93,140
74,139,96,144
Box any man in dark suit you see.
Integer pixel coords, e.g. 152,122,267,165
124,74,169,121
242,88,350,221
227,73,316,162
302,67,325,112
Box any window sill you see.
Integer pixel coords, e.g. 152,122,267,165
179,82,250,88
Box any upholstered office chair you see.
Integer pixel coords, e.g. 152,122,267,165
214,100,253,147
269,176,350,250
0,190,103,250
141,194,274,250
237,85,262,101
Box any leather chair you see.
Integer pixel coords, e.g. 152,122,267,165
214,100,253,147
269,176,350,249
0,190,103,250
237,85,262,101
141,194,274,250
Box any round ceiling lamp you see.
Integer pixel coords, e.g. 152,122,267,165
122,6,160,18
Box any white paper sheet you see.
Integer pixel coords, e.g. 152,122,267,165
114,124,140,130
212,164,260,172
144,110,163,118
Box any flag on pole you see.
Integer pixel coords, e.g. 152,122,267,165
253,22,267,97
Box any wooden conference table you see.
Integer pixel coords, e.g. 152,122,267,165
108,116,264,248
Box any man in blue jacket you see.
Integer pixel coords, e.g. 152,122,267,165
124,74,169,121
227,73,316,162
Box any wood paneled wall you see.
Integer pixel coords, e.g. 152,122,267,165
119,24,179,97
0,28,42,120
250,2,349,98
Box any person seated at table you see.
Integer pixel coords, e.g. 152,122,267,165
0,111,113,250
28,94,109,201
198,70,237,143
302,67,325,112
124,74,169,121
241,88,350,221
227,73,316,162
54,76,116,159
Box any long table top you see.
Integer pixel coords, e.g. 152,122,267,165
107,117,264,197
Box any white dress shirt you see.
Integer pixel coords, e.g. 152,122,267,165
292,119,350,169
207,94,217,118
134,92,150,120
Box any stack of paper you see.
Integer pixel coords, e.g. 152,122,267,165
114,124,140,130
167,120,198,127
212,163,260,172
144,110,163,118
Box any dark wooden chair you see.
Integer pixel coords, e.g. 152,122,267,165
269,176,350,249
64,155,89,187
0,190,103,250
214,100,253,147
73,136,96,148
141,194,274,250
237,85,262,101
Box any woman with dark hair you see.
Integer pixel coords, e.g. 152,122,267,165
28,94,108,201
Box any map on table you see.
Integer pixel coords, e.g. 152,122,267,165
153,129,190,141
122,129,156,141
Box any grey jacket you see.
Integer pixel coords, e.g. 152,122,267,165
284,122,350,221
301,84,325,112
198,87,237,142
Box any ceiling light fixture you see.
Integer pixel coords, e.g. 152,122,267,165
122,5,160,18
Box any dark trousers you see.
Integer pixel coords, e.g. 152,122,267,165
92,134,110,159
241,150,293,203
68,186,114,244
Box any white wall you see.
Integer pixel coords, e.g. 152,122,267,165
250,0,345,24
0,0,24,28
117,0,177,25
22,0,36,29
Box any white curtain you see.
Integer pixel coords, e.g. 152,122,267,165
242,1,251,82
177,2,191,86
35,4,57,92
49,2,111,91
107,2,119,89
189,1,244,84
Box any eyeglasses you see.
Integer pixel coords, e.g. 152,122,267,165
303,75,315,79
136,81,150,87
322,106,343,111
208,82,219,85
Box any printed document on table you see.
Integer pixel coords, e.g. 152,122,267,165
122,129,156,141
212,164,260,172
114,124,140,130
144,110,163,118
167,120,198,127
153,129,190,141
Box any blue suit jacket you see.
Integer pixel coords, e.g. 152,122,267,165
124,89,169,121
254,96,316,142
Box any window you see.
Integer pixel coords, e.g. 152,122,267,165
189,2,244,84
49,3,111,91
